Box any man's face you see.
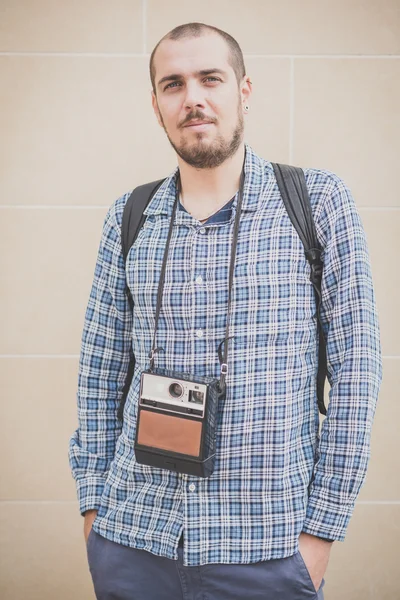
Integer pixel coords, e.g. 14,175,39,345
151,34,248,169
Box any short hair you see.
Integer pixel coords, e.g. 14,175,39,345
149,22,246,94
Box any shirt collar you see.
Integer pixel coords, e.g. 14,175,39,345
143,143,272,217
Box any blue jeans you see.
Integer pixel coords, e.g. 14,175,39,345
87,530,325,600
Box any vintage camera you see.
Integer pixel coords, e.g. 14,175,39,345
134,367,222,477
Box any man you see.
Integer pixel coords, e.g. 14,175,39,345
69,22,382,600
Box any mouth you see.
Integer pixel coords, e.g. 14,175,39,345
183,120,214,130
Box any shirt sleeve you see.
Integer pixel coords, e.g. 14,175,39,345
68,197,133,516
301,174,383,541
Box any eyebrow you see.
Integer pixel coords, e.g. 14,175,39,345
157,68,228,88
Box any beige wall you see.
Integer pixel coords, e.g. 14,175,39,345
0,2,399,599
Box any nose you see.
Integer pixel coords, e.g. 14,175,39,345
183,81,206,112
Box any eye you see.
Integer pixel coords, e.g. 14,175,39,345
164,76,221,91
164,81,179,91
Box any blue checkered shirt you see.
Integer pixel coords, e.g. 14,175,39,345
69,144,382,566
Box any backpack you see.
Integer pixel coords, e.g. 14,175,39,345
117,163,327,422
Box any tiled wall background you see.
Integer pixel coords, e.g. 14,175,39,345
0,2,399,599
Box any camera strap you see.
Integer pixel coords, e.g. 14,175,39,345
148,158,246,397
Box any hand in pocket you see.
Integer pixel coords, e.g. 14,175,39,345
84,509,98,545
298,532,332,592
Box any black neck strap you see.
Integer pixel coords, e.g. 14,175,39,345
149,159,246,395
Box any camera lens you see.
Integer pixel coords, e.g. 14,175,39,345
169,382,183,398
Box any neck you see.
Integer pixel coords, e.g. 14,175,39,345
177,144,245,219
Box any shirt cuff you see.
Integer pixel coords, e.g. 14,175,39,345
75,474,107,516
302,494,354,542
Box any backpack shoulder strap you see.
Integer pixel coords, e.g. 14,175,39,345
121,178,166,263
117,178,166,423
271,162,328,416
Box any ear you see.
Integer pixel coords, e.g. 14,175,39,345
240,75,252,111
151,91,164,128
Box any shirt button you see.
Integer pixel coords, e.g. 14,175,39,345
189,483,196,492
199,228,206,234
196,329,204,338
195,275,203,285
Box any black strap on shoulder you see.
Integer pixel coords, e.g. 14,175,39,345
121,179,166,263
117,178,166,422
271,163,328,415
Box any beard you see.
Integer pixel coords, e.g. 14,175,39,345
159,100,244,169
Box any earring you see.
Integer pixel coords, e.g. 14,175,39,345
244,105,249,112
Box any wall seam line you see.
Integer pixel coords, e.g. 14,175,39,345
0,355,398,359
1,499,399,504
1,206,400,210
142,0,147,54
0,52,399,59
289,57,294,164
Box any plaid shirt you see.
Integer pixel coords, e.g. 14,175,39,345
69,144,382,566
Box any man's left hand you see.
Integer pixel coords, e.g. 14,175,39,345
298,532,333,592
